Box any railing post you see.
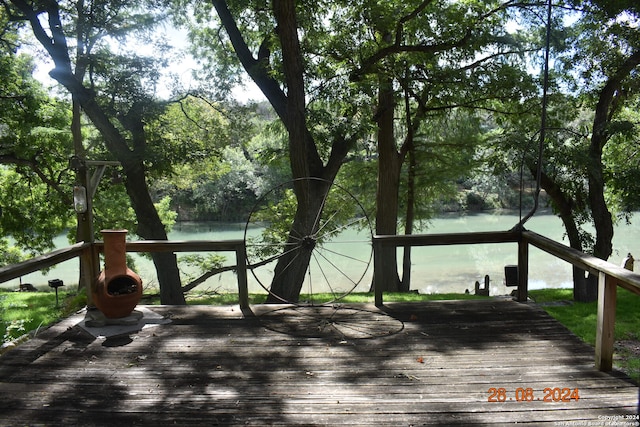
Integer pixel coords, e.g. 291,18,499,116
84,243,100,306
236,244,249,309
517,237,529,302
373,237,383,307
595,272,617,371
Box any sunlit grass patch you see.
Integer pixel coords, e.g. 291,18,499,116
1,289,86,344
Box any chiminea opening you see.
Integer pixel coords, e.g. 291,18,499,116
107,276,140,296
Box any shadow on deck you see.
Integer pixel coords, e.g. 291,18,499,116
0,299,637,426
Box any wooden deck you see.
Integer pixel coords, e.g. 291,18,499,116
0,299,637,426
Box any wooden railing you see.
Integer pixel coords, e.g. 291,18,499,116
372,230,640,372
0,242,91,284
113,240,249,309
0,240,249,309
2,230,639,372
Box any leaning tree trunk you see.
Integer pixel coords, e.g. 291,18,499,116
582,49,640,302
122,161,185,304
215,0,352,302
583,143,613,303
536,168,591,301
65,94,186,307
265,0,344,301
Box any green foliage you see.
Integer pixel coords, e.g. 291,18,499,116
155,196,177,228
146,95,231,175
0,168,70,253
149,98,285,222
90,181,137,236
0,47,75,264
0,10,119,268
247,187,297,259
187,146,265,221
409,112,485,218
89,183,176,238
0,240,25,265
603,104,640,213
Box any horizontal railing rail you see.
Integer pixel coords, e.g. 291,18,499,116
522,231,640,295
95,239,246,253
0,242,91,284
111,239,249,308
373,231,522,307
372,230,521,247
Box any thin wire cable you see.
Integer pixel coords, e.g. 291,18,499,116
514,0,553,231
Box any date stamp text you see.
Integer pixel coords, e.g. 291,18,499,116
487,387,580,402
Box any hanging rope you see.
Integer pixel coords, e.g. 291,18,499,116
514,0,553,231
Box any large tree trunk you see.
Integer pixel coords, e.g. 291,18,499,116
374,81,402,292
588,95,616,264
266,0,324,301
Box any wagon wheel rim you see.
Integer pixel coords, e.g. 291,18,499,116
244,177,373,306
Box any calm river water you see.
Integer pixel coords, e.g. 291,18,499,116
5,210,640,296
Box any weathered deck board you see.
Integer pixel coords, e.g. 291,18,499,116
0,299,637,426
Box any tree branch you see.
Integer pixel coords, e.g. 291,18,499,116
181,264,238,293
0,154,72,205
592,48,640,152
211,0,287,119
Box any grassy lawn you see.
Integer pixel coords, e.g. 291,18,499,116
3,287,638,383
0,289,86,345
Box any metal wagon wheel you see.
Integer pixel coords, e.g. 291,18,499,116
244,177,373,306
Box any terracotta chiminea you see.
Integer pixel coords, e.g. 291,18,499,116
92,229,143,319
